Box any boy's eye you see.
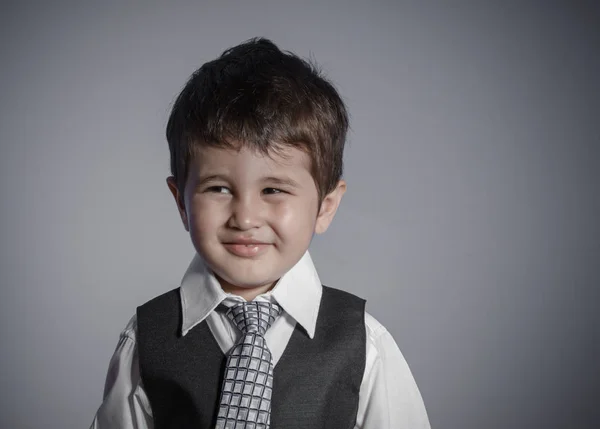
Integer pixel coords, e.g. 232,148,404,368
207,186,231,194
263,188,283,195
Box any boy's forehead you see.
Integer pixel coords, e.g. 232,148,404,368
190,144,311,173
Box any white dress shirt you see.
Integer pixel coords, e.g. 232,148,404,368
90,251,430,429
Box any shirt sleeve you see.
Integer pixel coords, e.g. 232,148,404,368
355,312,431,429
89,315,154,429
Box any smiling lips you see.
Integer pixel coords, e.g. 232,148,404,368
223,238,271,258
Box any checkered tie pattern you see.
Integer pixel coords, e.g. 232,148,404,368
215,301,282,429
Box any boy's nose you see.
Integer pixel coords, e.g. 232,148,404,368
227,196,264,230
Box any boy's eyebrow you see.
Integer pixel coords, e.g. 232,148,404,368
195,174,229,186
262,176,301,188
194,174,300,188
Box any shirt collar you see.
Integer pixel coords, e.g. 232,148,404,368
179,251,323,339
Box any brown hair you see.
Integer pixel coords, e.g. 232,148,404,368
166,37,349,202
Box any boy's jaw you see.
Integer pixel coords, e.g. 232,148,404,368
214,271,279,300
203,234,287,296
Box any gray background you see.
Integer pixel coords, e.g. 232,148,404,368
1,1,598,428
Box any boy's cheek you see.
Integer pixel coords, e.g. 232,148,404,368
187,207,221,233
284,202,318,227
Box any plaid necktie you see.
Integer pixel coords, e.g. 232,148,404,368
215,301,282,429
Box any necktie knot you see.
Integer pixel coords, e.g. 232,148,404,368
226,301,282,336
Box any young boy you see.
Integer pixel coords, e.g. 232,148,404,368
90,38,430,429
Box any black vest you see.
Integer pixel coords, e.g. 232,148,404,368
136,286,366,429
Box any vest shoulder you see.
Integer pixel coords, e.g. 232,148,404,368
137,287,180,312
320,285,366,324
136,287,183,339
322,285,366,304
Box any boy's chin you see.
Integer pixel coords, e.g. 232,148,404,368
214,272,279,293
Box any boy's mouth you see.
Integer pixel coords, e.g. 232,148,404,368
223,236,269,245
223,242,271,258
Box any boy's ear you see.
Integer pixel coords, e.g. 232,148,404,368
166,176,190,232
315,180,347,234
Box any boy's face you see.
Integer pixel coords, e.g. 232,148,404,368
167,144,345,296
